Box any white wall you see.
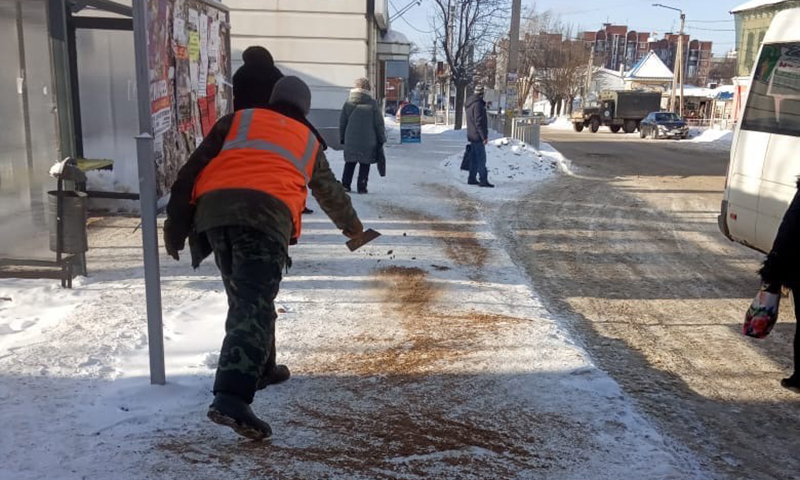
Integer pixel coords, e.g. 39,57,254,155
224,0,371,111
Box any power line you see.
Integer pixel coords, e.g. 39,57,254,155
686,19,735,23
399,14,435,34
687,26,735,32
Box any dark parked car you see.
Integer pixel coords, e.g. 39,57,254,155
639,112,690,139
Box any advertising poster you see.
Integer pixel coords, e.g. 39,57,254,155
146,0,232,197
399,104,421,144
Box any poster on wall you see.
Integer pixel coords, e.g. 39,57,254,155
146,0,231,197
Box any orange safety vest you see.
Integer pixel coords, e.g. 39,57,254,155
193,108,320,239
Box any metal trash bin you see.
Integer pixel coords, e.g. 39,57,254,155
47,190,88,254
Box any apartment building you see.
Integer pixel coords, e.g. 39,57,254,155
582,24,714,87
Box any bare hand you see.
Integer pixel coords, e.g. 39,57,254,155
483,139,489,145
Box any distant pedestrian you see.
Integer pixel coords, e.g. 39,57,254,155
466,85,493,188
759,178,800,393
339,78,386,194
164,48,364,440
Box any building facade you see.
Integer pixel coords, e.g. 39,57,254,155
223,0,403,146
731,0,800,77
582,26,650,73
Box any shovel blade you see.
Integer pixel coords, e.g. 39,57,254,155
346,229,381,252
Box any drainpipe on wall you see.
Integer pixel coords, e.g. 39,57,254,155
367,0,375,93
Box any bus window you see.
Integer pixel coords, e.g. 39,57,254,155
741,43,800,138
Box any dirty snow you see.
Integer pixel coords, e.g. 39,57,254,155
0,119,711,479
440,137,564,200
687,128,734,150
549,116,575,130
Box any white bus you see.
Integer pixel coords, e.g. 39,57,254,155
719,8,800,253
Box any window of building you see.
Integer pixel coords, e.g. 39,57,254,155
741,42,800,138
744,32,756,73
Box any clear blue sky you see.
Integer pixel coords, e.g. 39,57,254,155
391,0,745,58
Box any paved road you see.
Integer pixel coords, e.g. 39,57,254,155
496,128,800,480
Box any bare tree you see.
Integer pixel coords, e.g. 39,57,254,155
708,56,736,85
510,9,590,116
432,0,509,129
514,9,560,113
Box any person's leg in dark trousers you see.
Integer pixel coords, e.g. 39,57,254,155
782,285,800,391
341,162,356,190
793,286,799,378
357,163,371,193
467,141,480,184
206,226,284,404
471,141,489,185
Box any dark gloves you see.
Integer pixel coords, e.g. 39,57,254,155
163,218,186,261
342,218,364,240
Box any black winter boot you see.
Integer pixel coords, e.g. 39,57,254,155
257,364,291,390
781,374,800,393
207,393,272,440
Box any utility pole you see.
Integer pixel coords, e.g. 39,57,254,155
446,4,455,125
507,0,522,114
584,41,596,108
653,4,684,114
678,13,686,117
423,58,428,109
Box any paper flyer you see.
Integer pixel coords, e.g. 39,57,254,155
209,20,220,68
152,107,171,136
173,17,186,46
153,134,165,163
198,13,209,98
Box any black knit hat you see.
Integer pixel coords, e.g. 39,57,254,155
233,46,283,111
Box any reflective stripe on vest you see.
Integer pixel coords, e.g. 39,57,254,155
192,109,320,239
221,109,318,182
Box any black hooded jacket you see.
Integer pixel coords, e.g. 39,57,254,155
760,178,800,288
466,93,488,143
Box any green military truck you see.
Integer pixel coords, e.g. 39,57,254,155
572,90,662,134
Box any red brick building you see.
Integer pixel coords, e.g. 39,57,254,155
582,24,714,86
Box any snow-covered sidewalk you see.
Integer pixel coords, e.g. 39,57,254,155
1,120,708,479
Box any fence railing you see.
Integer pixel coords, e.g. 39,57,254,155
488,113,541,150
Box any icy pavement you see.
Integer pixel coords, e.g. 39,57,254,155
0,119,711,479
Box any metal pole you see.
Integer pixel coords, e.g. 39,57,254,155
507,0,521,114
132,0,165,385
678,13,686,118
584,42,595,108
669,39,678,111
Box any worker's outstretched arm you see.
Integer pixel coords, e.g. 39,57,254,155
308,150,363,239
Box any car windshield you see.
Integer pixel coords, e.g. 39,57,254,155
655,113,681,122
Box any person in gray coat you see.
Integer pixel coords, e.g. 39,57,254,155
339,78,386,194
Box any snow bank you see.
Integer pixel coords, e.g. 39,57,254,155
549,116,574,130
0,279,87,359
440,137,558,199
688,127,734,150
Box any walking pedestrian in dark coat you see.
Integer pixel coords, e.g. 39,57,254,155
760,178,800,393
164,48,364,439
466,85,493,188
339,78,386,194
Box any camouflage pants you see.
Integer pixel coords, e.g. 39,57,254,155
206,226,285,404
